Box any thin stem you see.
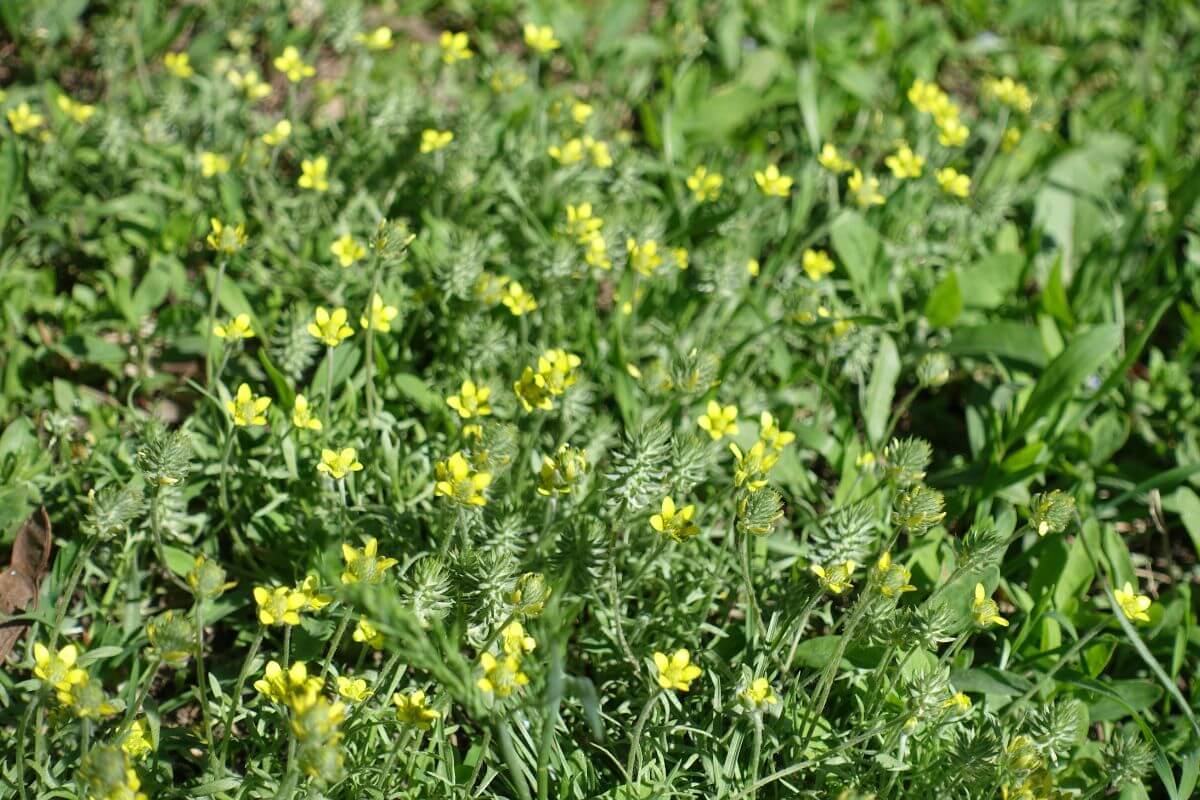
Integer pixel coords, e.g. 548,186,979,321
50,539,96,647
381,727,414,794
205,257,228,388
194,602,217,764
119,658,160,738
321,605,354,678
282,624,292,670
217,426,236,519
738,532,762,650
16,694,38,800
219,626,265,765
496,720,533,800
324,345,335,425
747,715,763,799
364,253,383,423
625,692,660,780
536,640,565,800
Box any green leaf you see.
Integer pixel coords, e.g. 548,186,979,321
961,252,1023,309
0,136,23,240
924,271,962,327
863,333,899,445
393,373,440,413
945,323,1047,368
830,210,882,304
950,667,1033,697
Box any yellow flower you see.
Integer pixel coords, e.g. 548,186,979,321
937,116,969,148
274,46,315,83
446,380,492,419
943,692,971,713
319,447,364,481
353,619,384,649
341,536,397,585
489,69,527,94
420,129,453,153
200,152,231,178
652,649,702,692
585,136,612,168
817,143,853,173
298,156,329,192
972,583,1009,628
253,586,305,626
936,167,971,198
759,411,795,450
262,119,292,146
213,313,254,340
227,69,271,101
754,164,793,197
295,575,331,611
885,145,924,179
307,306,354,347
60,678,121,719
872,552,916,598
523,23,561,54
291,394,322,431
537,444,588,496
982,76,1033,113
672,248,689,271
1002,127,1022,153
56,95,97,124
812,560,856,594
477,652,529,697
583,233,612,270
802,248,835,281
571,101,593,124
729,440,779,491
356,26,393,51
393,690,440,728
746,258,760,277
548,137,585,165
360,293,399,332
6,103,44,136
225,383,271,427
122,720,153,760
500,281,538,316
565,202,603,243
434,451,492,506
626,238,663,277
848,169,885,208
327,233,366,268
32,643,87,692
336,676,373,703
440,31,473,63
686,165,724,202
741,677,779,710
514,367,553,412
1114,581,1152,624
697,400,739,440
907,79,946,114
254,660,322,708
164,52,194,78
537,349,582,396
502,622,537,656
206,217,247,253
650,496,699,543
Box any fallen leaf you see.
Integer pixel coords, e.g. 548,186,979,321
0,507,53,663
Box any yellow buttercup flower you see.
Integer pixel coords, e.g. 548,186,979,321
754,164,793,197
353,619,383,649
291,394,322,431
298,156,329,192
848,169,885,208
434,451,492,506
253,586,305,626
307,306,354,346
262,119,292,146
523,23,561,54
565,202,603,243
885,145,924,179
56,95,97,124
226,383,271,427
420,129,453,154
812,560,856,594
972,583,1009,628
200,152,231,178
937,116,969,147
164,52,194,78
341,536,397,585
356,26,393,51
33,643,87,692
318,447,364,481
446,380,492,419
653,649,702,692
571,101,593,125
206,217,247,253
697,400,738,440
730,440,779,492
1113,581,1152,624
394,690,440,728
7,103,44,136
500,281,538,316
982,76,1033,113
227,68,271,101
686,165,724,202
254,660,321,707
817,143,853,173
537,444,588,496
802,248,835,281
122,720,153,760
650,496,699,543
337,676,373,703
872,551,916,598
295,574,331,611
943,692,971,713
672,247,689,271
936,168,971,198
907,79,946,115
440,31,473,63
1002,127,1022,153
548,137,585,165
747,258,760,277
583,233,612,270
489,69,526,94
740,677,779,711
502,622,537,656
61,678,121,719
584,136,612,168
478,653,529,697
330,233,365,267
360,293,399,332
759,411,795,451
536,349,582,396
626,238,663,277
274,46,315,83
213,313,254,340
514,367,552,412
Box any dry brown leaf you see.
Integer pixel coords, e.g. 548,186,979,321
0,507,53,663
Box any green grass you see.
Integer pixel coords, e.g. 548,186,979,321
2,1,1200,798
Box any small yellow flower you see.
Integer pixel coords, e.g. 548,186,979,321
571,101,593,125
434,451,492,506
537,349,582,396
227,69,272,101
393,690,441,728
502,622,537,656
478,652,529,697
885,145,924,179
60,678,121,719
355,26,393,51
206,217,247,253
548,137,585,165
291,394,322,431
1002,127,1022,153
514,367,553,412
6,103,44,136
262,119,292,146
274,46,315,83
307,306,354,347
907,79,946,114
972,583,1009,628
336,676,373,703
360,293,399,332
213,313,254,340
524,23,561,54
200,152,231,178
565,202,603,242
446,380,492,419
319,447,364,481
740,677,779,710
420,129,453,154
489,69,527,94
56,95,97,124
341,536,398,585
253,586,305,626
672,247,689,271
353,619,384,649
936,167,971,198
848,169,885,208
872,551,916,598
802,248,835,281
812,560,856,594
759,411,795,451
164,52,194,78
650,496,699,543
295,574,331,610
652,649,702,692
226,383,271,427
747,258,760,277
585,136,613,167
329,233,365,267
254,660,321,707
817,143,853,173
626,238,663,277
298,156,329,192
730,440,779,492
686,165,724,202
537,444,588,496
583,233,612,270
122,720,154,760
943,692,971,713
754,164,793,197
1113,581,1152,624
982,76,1033,113
32,643,87,692
500,281,538,316
697,400,739,440
440,31,473,63
937,116,969,148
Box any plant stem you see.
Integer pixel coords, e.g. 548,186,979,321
205,257,227,388
50,539,96,647
321,605,354,678
16,694,38,800
738,532,762,650
324,345,335,424
217,426,236,520
219,626,265,765
496,720,533,800
625,692,660,780
747,715,764,799
194,602,217,763
364,253,383,423
119,658,161,738
537,640,565,800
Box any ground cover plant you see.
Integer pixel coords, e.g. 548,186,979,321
1,0,1200,797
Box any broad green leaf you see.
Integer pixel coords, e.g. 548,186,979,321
830,210,882,305
864,333,899,445
924,271,962,327
946,323,1047,368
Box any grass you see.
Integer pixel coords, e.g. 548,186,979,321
2,1,1200,798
